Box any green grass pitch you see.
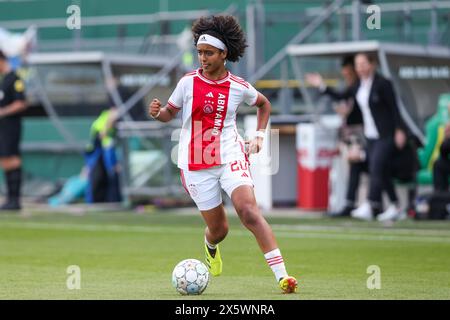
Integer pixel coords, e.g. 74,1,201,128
1,209,450,299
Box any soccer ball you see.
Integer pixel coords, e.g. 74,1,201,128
172,259,210,295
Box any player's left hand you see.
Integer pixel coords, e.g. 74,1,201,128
246,137,264,155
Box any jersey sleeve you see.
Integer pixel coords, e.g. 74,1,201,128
12,76,26,101
243,82,258,106
167,77,184,109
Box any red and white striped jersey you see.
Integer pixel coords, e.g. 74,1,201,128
167,68,259,171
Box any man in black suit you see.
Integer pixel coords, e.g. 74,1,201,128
314,55,367,217
306,52,407,221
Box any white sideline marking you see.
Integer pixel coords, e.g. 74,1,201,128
1,221,450,243
0,222,197,234
271,224,450,237
271,231,450,243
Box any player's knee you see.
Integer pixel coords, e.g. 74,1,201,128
238,204,260,228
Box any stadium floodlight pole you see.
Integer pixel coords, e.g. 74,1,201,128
351,0,361,41
402,0,413,43
248,0,345,84
428,0,439,45
246,3,257,77
246,1,265,77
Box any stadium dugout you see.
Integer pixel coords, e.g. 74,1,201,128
287,40,450,144
286,40,450,210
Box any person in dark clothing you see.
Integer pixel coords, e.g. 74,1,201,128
306,52,408,221
433,123,450,192
334,55,363,127
84,107,122,203
0,50,27,211
318,55,368,217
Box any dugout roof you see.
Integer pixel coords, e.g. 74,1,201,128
287,41,450,143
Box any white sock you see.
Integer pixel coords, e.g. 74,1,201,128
204,236,217,250
264,248,288,282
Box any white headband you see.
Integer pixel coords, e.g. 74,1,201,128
197,34,227,51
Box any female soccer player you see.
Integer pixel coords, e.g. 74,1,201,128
149,15,297,293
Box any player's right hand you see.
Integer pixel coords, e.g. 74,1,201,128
245,137,263,155
149,98,162,117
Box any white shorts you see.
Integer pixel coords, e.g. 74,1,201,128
180,160,254,211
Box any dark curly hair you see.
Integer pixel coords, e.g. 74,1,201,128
192,15,247,62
